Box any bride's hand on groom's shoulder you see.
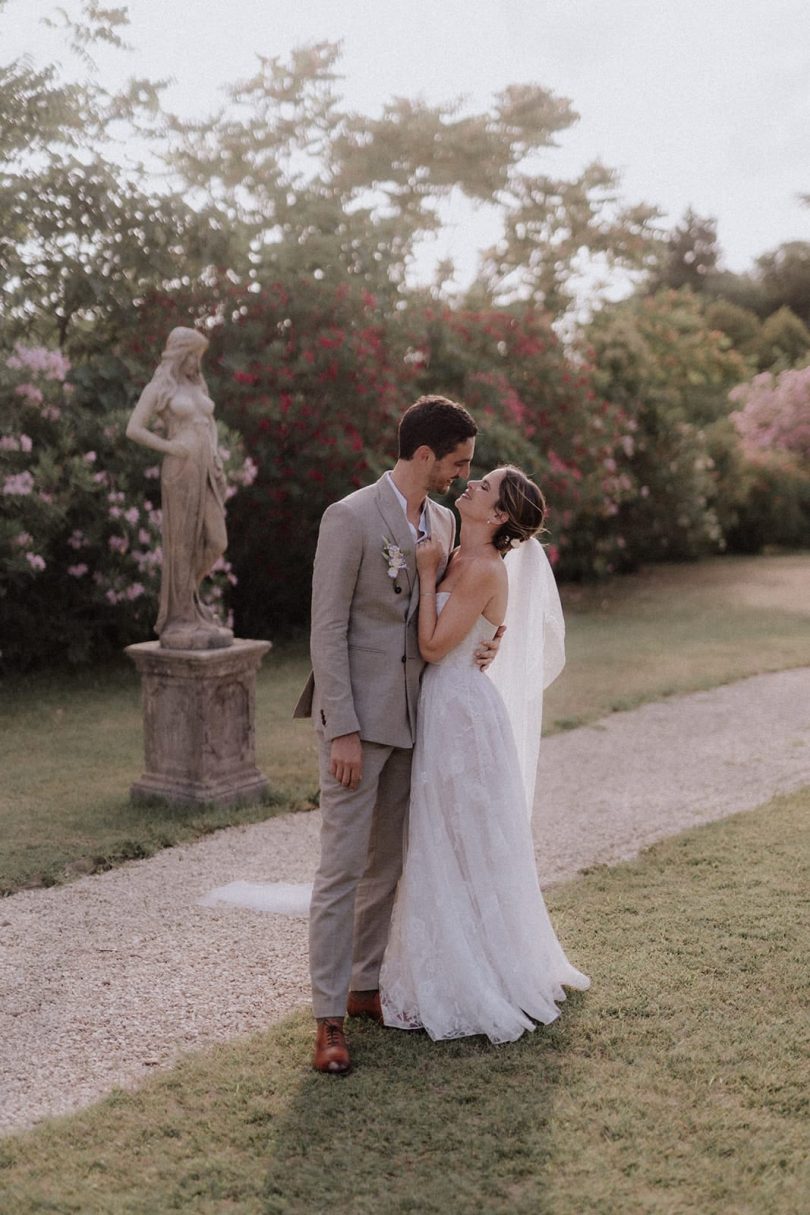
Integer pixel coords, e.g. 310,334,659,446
475,623,506,671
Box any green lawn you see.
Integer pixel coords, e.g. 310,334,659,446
2,787,807,1214
544,551,810,728
1,552,808,895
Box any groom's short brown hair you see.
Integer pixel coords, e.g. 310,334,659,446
398,395,477,460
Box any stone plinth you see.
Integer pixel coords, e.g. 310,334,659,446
126,638,272,807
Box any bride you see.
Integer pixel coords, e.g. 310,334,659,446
379,466,590,1043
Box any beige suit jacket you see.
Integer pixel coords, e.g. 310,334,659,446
293,474,456,749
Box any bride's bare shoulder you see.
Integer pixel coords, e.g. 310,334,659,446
456,551,506,593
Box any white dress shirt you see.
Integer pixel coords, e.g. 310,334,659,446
386,471,430,542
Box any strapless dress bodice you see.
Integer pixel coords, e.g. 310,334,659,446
431,591,497,670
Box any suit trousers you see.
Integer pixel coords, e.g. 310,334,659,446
309,734,413,1019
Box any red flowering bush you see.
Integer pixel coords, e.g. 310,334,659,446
403,304,637,576
125,275,415,636
12,277,791,670
125,290,643,633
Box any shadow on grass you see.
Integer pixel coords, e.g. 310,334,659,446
259,998,588,1214
4,794,807,1212
0,998,588,1215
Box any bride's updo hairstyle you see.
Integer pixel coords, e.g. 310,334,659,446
492,466,546,555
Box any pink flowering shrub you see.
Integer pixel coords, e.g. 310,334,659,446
729,367,810,463
0,344,254,668
718,365,810,551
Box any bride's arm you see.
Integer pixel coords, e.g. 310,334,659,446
417,554,503,663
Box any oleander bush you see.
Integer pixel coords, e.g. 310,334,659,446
113,276,413,638
125,287,644,638
4,283,809,670
403,302,638,578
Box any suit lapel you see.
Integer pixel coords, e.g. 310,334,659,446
375,475,415,595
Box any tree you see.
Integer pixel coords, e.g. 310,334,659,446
586,290,749,564
415,302,637,577
701,238,810,338
756,306,810,370
166,46,660,316
703,298,762,359
757,241,810,327
713,387,810,554
648,207,720,293
0,2,231,351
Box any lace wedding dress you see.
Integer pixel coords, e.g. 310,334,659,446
380,591,590,1044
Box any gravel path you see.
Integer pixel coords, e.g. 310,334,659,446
2,667,809,1135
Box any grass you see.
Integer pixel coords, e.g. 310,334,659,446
1,552,808,896
544,551,810,730
1,786,807,1214
0,641,319,896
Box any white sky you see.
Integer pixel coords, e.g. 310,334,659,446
4,0,809,289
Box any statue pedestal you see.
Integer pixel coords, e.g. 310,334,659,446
125,639,272,807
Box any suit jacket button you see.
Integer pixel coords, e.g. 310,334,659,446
401,655,406,663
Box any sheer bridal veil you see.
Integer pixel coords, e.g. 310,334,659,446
486,538,565,819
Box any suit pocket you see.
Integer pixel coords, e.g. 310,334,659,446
348,646,405,733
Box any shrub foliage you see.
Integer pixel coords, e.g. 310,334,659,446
1,14,808,668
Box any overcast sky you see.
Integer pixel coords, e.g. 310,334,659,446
5,0,809,288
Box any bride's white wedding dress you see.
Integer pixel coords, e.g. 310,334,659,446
380,591,590,1044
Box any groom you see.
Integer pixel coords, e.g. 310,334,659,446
295,395,499,1074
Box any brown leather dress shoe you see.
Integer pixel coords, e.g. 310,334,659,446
346,989,384,1025
313,1018,351,1075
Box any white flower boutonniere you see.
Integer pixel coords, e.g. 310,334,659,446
382,536,407,593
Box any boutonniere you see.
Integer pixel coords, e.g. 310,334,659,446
382,536,407,594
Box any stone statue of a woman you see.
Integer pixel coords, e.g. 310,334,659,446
126,327,233,650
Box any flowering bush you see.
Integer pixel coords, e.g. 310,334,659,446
729,366,810,463
720,365,810,551
10,280,798,671
124,276,412,636
403,304,638,577
0,344,252,669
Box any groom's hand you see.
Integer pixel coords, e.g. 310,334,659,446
330,732,363,790
475,624,506,671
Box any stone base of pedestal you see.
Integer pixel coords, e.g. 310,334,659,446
126,638,272,808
